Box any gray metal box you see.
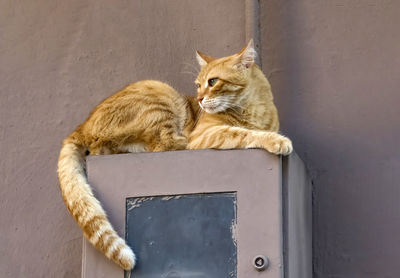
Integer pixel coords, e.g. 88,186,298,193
82,149,311,278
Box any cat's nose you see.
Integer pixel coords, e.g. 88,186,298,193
198,97,204,103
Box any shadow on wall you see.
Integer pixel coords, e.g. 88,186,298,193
261,1,400,277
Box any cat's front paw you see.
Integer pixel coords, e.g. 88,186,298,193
265,135,293,155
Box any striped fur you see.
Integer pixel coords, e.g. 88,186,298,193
58,140,135,269
58,81,198,270
57,41,291,270
188,40,292,154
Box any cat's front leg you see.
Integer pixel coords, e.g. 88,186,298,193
188,125,292,155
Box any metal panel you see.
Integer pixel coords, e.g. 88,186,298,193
82,149,283,278
282,153,312,278
125,193,237,278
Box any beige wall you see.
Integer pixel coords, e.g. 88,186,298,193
261,1,400,277
1,0,400,277
0,1,246,277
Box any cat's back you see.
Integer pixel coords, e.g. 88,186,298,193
107,80,181,104
79,80,188,140
89,80,184,118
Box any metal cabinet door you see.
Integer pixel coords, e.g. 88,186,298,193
125,192,238,278
83,149,283,278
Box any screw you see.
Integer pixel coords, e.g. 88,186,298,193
253,255,269,271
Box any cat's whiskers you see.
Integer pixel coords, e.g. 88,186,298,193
181,71,198,78
231,102,247,111
182,62,200,75
227,106,243,116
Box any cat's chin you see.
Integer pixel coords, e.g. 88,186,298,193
203,105,225,114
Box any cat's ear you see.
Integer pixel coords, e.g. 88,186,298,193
196,51,214,67
234,39,257,69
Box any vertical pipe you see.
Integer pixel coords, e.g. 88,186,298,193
245,0,262,66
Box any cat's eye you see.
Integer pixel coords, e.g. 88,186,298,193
208,78,218,87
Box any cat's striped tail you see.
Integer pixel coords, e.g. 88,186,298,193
57,134,136,270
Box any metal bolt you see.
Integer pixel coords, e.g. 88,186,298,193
253,255,269,271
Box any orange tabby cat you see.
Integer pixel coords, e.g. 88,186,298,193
188,41,291,153
57,40,291,270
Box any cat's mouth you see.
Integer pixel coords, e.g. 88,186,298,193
200,96,234,114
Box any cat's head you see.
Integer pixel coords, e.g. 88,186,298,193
195,40,257,114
